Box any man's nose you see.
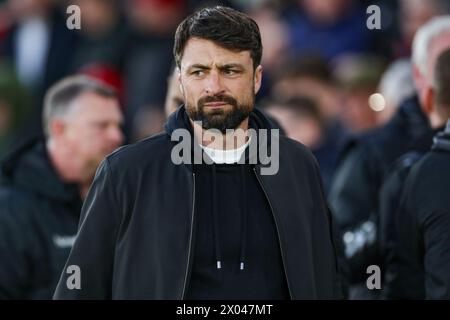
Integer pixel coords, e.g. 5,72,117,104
204,71,224,95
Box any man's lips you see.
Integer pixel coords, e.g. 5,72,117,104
203,101,229,108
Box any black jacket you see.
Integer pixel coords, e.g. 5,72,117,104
327,96,431,290
329,95,430,230
54,106,341,299
378,127,443,299
0,139,82,299
395,122,450,299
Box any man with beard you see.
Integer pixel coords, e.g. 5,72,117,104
0,75,124,299
54,6,341,300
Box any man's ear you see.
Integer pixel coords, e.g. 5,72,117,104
48,119,66,139
254,65,263,94
423,86,434,116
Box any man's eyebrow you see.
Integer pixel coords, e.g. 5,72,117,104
186,63,246,71
218,63,245,69
186,64,211,71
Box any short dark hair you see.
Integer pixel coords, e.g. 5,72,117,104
43,75,117,137
173,6,262,70
433,48,450,118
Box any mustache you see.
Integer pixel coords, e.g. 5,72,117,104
198,94,237,108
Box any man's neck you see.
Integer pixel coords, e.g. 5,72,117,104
190,118,250,150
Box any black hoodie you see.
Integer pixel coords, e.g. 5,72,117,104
0,139,82,299
395,120,450,299
379,125,445,299
54,106,341,299
181,109,290,299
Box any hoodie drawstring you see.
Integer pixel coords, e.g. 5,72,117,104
211,164,222,269
210,163,249,271
239,165,248,271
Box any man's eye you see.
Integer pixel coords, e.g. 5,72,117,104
191,70,205,76
223,69,238,75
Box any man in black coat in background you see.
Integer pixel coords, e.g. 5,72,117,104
0,76,123,299
328,16,450,298
54,6,341,300
393,49,450,299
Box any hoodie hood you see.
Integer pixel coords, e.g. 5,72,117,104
0,138,80,202
164,105,276,165
164,105,277,272
432,120,450,152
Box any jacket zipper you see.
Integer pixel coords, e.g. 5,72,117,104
253,167,293,299
181,172,196,299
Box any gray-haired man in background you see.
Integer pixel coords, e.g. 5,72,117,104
0,75,123,299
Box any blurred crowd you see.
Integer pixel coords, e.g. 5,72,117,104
1,0,444,154
1,0,450,299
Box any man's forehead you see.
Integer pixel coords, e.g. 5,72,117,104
70,92,121,118
180,37,252,69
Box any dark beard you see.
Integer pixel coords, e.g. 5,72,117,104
186,93,254,133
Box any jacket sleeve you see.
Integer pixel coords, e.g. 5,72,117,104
311,158,347,299
328,146,382,285
0,192,37,299
328,146,377,231
53,158,121,299
423,209,450,299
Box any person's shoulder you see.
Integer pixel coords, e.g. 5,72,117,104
410,149,450,181
404,150,450,211
106,132,171,168
0,182,38,203
0,185,40,221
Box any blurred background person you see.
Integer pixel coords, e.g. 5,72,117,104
380,48,450,299
264,96,336,193
124,0,186,142
0,75,123,299
328,16,450,299
272,55,342,124
395,119,450,299
394,48,450,298
265,97,325,149
271,55,347,192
